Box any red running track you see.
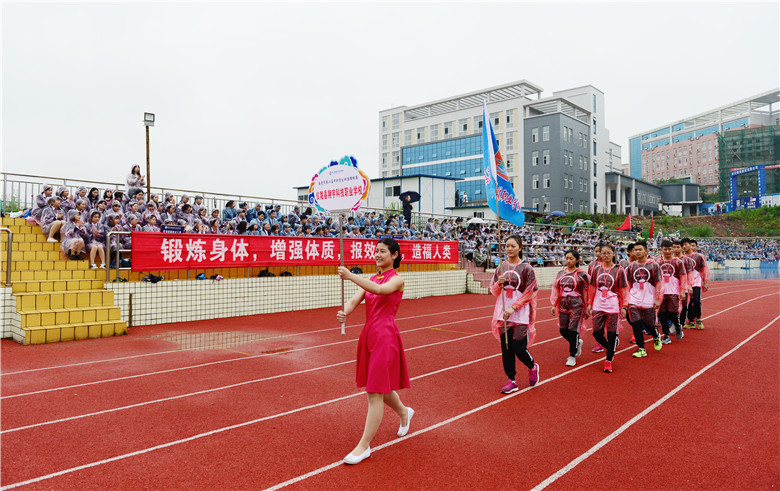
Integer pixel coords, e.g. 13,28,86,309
0,279,778,490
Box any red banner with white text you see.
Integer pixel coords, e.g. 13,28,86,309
130,232,459,271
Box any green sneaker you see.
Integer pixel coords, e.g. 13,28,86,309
683,322,694,329
653,337,662,351
632,348,647,358
695,320,704,330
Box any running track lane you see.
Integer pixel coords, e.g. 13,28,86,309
0,284,776,489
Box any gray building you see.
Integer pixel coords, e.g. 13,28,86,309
660,183,701,216
524,109,592,214
604,172,662,216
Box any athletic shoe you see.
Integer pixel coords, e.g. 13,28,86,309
501,379,519,394
676,329,684,341
603,360,613,373
683,322,694,329
653,337,663,351
98,264,106,269
576,338,583,357
695,320,704,330
592,344,605,353
47,237,58,243
662,335,672,345
529,363,540,387
90,264,98,270
629,335,636,344
632,348,647,358
565,356,576,367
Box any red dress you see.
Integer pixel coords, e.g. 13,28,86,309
355,269,411,393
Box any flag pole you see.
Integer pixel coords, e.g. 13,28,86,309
495,184,508,346
339,212,346,335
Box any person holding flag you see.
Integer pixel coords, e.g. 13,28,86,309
481,102,536,392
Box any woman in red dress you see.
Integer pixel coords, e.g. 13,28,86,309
337,238,412,465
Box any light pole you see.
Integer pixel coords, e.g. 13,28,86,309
143,112,155,199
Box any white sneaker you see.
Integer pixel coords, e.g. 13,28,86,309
565,356,576,367
90,264,98,270
576,339,583,357
47,237,58,243
10,211,24,218
397,407,415,437
343,447,370,465
99,264,106,269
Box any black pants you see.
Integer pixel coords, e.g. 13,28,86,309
630,320,659,349
559,328,579,357
500,327,535,379
682,287,702,322
658,311,680,336
592,329,618,362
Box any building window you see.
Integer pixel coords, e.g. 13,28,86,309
506,110,514,128
417,127,425,143
382,153,388,167
382,134,388,151
543,197,550,212
532,198,539,211
593,160,597,177
459,118,468,135
506,132,514,151
593,139,597,156
474,116,483,131
391,114,399,130
490,112,499,129
532,174,539,189
569,175,573,189
430,125,439,141
382,115,389,132
578,155,583,170
532,151,539,166
444,121,452,137
543,150,550,165
392,132,399,149
543,173,550,188
506,154,514,172
594,182,597,199
543,126,550,141
392,151,399,165
563,174,568,189
583,180,588,193
404,130,412,146
532,128,538,143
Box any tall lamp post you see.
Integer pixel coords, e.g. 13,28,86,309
143,112,155,199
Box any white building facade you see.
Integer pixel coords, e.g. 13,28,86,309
379,80,622,217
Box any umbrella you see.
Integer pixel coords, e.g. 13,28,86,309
399,191,421,203
549,211,566,217
467,217,486,224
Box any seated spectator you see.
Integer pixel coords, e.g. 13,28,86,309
40,196,65,242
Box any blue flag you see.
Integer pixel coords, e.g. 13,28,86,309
482,102,525,227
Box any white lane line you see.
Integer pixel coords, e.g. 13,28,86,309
531,314,780,491
2,284,771,400
2,292,775,491
0,303,496,376
1,330,490,434
264,293,780,491
0,315,490,400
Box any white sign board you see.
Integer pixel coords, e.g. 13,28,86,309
310,164,367,212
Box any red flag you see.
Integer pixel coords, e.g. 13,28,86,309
615,214,631,231
649,218,654,238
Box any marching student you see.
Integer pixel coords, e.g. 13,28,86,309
490,235,540,393
657,239,688,343
588,242,606,353
550,250,589,367
682,238,710,329
625,241,664,358
586,244,628,373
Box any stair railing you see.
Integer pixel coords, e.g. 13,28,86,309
105,231,132,283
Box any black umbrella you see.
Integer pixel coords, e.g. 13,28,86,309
399,191,421,203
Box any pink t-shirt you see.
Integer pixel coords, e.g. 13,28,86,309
626,261,662,308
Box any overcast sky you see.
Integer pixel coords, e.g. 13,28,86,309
2,1,778,201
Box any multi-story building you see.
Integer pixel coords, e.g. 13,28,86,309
717,124,780,202
629,89,780,195
378,81,623,217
